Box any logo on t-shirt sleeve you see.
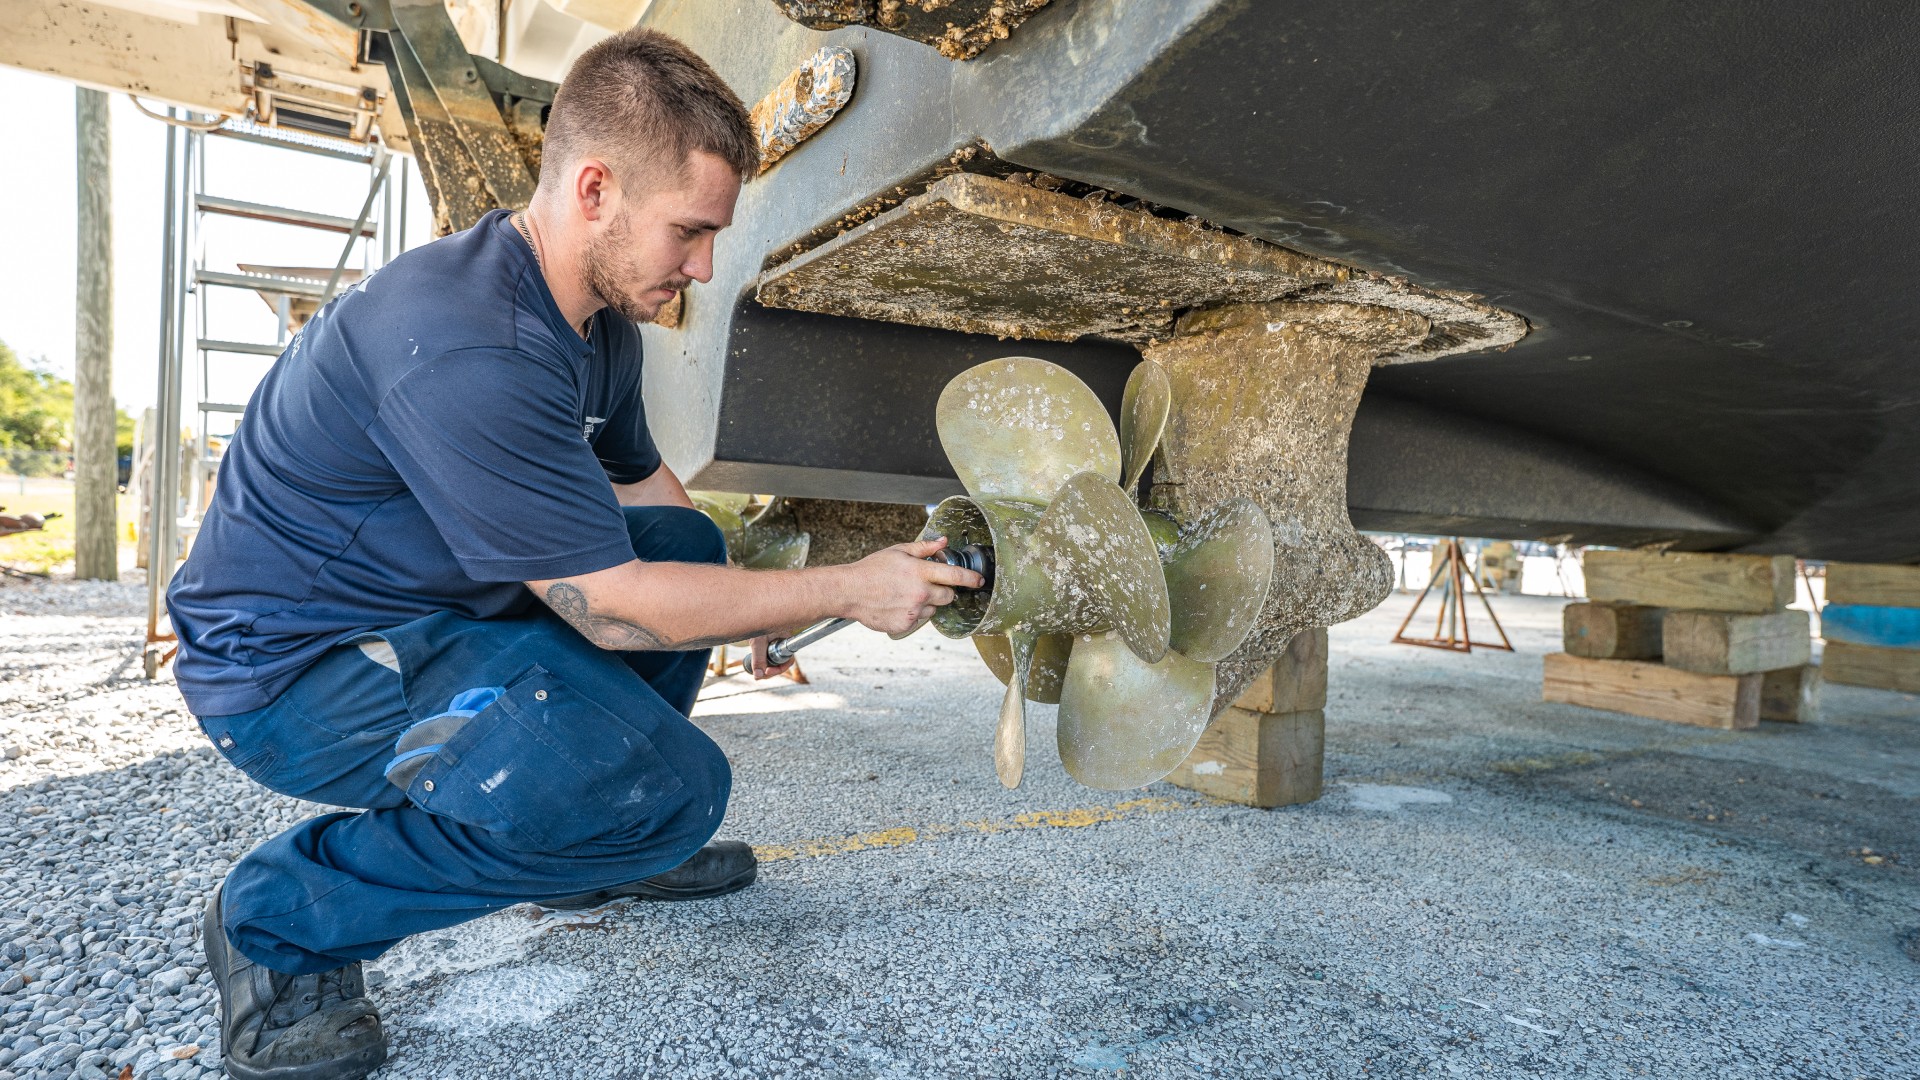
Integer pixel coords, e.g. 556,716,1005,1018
582,416,607,441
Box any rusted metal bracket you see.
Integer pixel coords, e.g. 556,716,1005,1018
308,0,551,234
770,0,1056,61
385,4,536,211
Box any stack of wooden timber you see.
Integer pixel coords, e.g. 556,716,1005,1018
1820,562,1920,693
1544,551,1818,729
1167,627,1326,807
1478,541,1524,595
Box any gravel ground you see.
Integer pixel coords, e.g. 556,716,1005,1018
0,576,1915,1079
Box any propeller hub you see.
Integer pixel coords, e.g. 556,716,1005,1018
930,543,995,594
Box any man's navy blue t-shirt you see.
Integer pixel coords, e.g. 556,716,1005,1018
168,210,662,717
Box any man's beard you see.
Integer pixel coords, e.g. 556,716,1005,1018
582,211,689,323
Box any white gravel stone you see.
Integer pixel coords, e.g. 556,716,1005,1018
2,576,1917,1080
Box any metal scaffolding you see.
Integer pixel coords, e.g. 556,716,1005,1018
143,113,404,678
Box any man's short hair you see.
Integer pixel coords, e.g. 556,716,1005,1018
540,28,759,195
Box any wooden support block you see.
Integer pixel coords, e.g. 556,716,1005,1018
1825,562,1920,608
1542,652,1759,730
1823,641,1920,693
1479,541,1524,594
1563,601,1665,660
1232,627,1328,714
1820,604,1920,649
1583,550,1795,613
1662,609,1812,675
1759,665,1821,723
1166,707,1324,808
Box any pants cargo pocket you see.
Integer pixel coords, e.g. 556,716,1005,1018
402,665,686,853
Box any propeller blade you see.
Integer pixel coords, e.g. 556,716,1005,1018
741,532,811,570
973,633,1073,703
741,495,789,529
688,493,747,561
937,357,1120,500
1119,360,1171,492
995,633,1035,788
696,491,755,513
737,497,812,570
1163,499,1275,662
1056,632,1216,790
1027,471,1172,663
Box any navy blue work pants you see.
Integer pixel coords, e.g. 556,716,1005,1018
197,506,733,975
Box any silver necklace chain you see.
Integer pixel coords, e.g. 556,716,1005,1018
510,210,538,264
513,209,592,341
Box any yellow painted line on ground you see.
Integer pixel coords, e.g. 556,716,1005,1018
752,795,1218,864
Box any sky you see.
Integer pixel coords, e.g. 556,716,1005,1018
0,66,438,419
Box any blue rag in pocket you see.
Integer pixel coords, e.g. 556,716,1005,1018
383,685,505,791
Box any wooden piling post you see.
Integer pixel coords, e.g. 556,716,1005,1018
73,87,117,581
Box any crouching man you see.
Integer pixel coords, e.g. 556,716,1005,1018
167,28,979,1080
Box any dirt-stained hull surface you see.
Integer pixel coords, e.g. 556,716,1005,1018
13,0,1903,559
635,0,1918,563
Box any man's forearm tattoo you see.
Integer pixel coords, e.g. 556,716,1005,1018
543,582,669,650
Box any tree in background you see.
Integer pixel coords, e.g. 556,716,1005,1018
0,339,76,477
0,338,134,478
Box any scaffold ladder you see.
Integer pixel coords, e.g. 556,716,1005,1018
144,112,408,678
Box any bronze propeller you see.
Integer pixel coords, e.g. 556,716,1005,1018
928,357,1275,790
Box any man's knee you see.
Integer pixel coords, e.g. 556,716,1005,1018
623,504,728,567
597,725,732,861
393,658,730,856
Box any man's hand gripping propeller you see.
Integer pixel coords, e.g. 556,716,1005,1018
751,536,994,676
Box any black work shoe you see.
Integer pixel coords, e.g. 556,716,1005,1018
540,839,758,910
203,884,388,1080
